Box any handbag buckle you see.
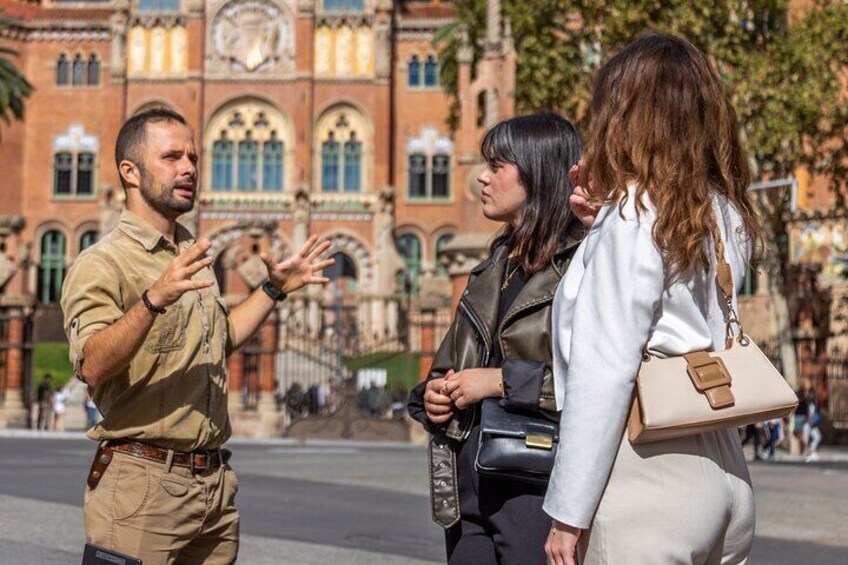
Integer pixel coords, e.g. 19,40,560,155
525,434,554,450
684,352,735,410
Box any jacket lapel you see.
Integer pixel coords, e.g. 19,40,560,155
462,246,507,342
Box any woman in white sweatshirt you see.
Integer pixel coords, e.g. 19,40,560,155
543,33,764,564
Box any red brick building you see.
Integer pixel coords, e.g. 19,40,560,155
0,0,515,432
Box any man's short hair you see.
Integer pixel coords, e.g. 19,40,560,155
114,108,188,186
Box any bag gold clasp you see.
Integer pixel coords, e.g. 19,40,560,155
525,434,554,450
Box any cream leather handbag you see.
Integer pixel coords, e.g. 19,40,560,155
628,222,798,444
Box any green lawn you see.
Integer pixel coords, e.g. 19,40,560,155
34,342,74,389
344,351,421,390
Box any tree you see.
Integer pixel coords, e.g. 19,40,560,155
438,0,848,384
0,15,33,126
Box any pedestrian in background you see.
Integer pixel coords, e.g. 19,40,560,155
84,389,99,430
52,385,69,432
544,33,763,564
408,112,587,564
36,373,53,431
61,108,334,565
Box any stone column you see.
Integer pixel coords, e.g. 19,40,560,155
0,296,33,429
307,295,321,338
386,299,399,340
258,313,279,419
370,297,385,344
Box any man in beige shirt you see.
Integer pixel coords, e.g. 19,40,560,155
61,108,333,564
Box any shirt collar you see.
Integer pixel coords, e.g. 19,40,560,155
117,210,194,253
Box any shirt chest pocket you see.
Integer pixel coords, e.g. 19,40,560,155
145,302,186,354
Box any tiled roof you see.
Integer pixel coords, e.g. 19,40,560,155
35,8,112,21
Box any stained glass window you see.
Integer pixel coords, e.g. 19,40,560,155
322,133,340,192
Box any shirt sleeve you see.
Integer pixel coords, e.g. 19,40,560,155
60,251,124,379
543,201,665,529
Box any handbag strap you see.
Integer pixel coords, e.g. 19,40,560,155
643,207,748,359
706,209,748,345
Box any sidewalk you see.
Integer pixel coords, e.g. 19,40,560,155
0,428,424,450
744,444,848,464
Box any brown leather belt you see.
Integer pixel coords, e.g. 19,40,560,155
106,440,229,473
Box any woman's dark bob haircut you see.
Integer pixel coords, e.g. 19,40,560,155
483,112,582,274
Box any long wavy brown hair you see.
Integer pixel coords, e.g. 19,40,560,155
583,32,763,275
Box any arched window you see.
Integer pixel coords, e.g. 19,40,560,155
211,135,234,191
87,54,100,86
53,153,73,195
424,55,439,87
80,230,99,252
396,233,422,296
408,55,421,88
38,230,66,304
327,251,358,292
408,154,426,198
262,132,284,192
432,155,450,199
76,153,95,195
321,133,341,192
343,133,362,193
318,110,367,193
324,0,364,11
72,54,86,86
56,53,69,86
237,133,259,191
52,125,99,197
206,105,291,193
406,127,453,201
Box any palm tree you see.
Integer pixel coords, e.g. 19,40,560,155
0,17,33,125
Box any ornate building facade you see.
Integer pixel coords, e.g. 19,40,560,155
0,0,515,432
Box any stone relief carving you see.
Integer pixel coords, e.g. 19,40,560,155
209,0,295,76
373,20,390,79
372,188,404,294
109,11,128,78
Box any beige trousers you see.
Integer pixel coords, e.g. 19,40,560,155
579,429,754,565
84,451,239,565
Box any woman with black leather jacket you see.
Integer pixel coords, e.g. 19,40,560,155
408,112,588,565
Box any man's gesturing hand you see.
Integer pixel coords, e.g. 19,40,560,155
147,240,215,308
262,235,335,295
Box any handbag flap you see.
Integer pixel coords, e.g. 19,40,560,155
479,398,559,440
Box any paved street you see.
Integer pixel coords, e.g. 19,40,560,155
0,433,845,564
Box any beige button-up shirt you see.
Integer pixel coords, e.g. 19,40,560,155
61,210,235,451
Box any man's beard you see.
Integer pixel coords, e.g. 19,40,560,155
138,166,195,218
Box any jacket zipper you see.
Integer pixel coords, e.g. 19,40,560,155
459,298,491,366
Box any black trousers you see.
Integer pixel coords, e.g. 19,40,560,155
445,425,550,565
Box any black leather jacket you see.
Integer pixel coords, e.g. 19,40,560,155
408,242,578,528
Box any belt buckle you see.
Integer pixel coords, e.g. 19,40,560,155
189,453,203,474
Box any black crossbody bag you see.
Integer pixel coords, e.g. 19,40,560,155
474,398,559,483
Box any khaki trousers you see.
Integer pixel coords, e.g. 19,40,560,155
579,429,755,565
84,450,239,565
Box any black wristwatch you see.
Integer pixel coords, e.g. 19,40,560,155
142,289,167,314
261,279,288,302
